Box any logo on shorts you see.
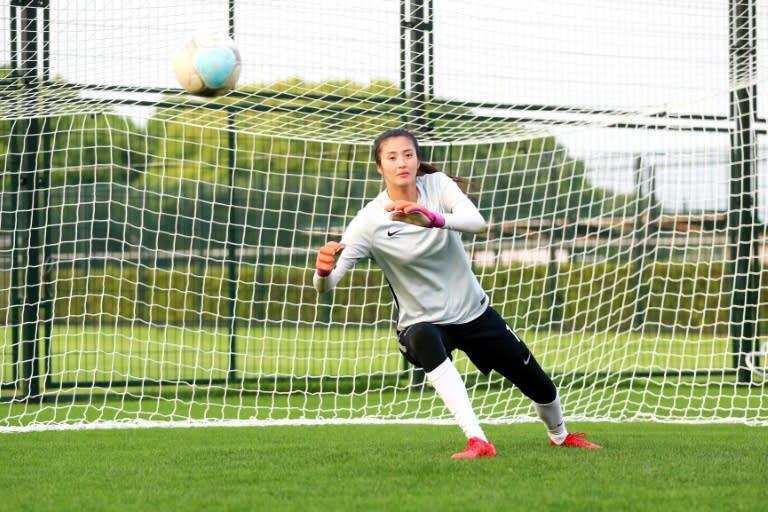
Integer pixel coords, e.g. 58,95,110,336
387,229,402,237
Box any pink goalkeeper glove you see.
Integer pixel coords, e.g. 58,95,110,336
385,200,445,228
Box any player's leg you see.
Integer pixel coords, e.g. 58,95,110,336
399,323,496,458
454,308,601,449
497,343,601,448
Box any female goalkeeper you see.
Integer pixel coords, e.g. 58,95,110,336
313,128,601,458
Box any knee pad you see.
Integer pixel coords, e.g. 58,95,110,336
398,323,449,372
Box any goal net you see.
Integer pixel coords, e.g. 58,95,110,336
1,0,767,431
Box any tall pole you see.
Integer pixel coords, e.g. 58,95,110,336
401,0,433,133
13,3,45,401
631,156,647,331
226,0,239,384
727,0,758,384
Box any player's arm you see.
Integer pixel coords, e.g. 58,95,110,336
442,194,486,233
385,200,445,228
313,241,346,293
385,179,485,233
313,214,371,293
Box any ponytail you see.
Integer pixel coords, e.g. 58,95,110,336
418,161,473,195
418,162,441,174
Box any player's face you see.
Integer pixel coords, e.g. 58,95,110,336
376,136,419,188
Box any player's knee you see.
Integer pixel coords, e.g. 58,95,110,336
487,340,557,403
399,323,447,372
528,373,557,404
511,354,557,403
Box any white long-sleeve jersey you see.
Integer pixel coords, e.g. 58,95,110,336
314,172,489,330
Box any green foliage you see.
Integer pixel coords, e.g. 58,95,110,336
26,259,749,335
2,79,693,335
2,78,630,234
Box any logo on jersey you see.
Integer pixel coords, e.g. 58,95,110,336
387,229,402,237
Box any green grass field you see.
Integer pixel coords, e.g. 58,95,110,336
2,324,766,511
1,422,765,512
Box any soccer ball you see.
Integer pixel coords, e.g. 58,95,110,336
172,31,241,96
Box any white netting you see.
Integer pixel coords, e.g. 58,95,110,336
1,0,767,430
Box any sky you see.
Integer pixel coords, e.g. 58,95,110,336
2,0,767,214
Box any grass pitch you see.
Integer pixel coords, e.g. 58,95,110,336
1,422,765,512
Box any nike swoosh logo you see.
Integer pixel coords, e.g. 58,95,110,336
523,352,531,365
387,229,402,237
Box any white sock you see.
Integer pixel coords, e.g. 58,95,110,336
534,393,569,445
426,359,487,441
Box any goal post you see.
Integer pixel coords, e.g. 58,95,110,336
1,0,768,431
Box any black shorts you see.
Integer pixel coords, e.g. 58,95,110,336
397,306,556,403
398,306,528,375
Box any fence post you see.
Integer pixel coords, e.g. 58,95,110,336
631,156,647,332
11,2,46,401
727,0,759,385
400,0,433,133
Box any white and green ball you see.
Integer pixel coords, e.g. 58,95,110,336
173,32,241,96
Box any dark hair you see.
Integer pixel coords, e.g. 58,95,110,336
372,128,470,190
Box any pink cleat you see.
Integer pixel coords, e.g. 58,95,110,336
550,432,602,449
451,437,497,459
